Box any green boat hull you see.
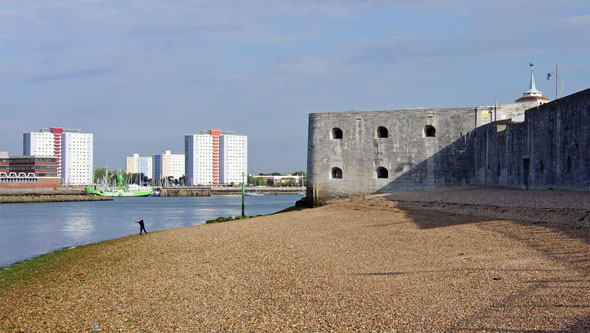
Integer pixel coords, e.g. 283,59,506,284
85,187,153,197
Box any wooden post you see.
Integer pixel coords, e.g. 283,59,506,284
313,185,318,206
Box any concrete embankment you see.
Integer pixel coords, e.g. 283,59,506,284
159,188,211,197
0,188,111,203
158,186,305,197
211,187,305,195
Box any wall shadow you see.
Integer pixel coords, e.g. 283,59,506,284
375,88,590,195
359,202,590,331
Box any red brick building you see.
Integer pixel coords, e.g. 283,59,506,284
0,154,61,189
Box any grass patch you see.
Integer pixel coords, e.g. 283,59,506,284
0,250,70,291
205,215,260,224
0,240,112,291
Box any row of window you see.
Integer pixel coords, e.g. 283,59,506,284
330,167,389,179
331,125,436,139
0,177,39,183
1,165,57,170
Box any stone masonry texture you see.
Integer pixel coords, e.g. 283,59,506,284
307,88,590,202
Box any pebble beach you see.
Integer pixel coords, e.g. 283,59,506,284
1,186,589,331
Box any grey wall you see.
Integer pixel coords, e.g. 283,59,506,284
473,88,590,190
307,88,590,202
306,107,478,201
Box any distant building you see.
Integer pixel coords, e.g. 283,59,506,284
61,131,93,185
220,134,248,184
0,152,61,189
152,150,184,182
126,153,152,178
138,156,152,180
126,154,139,174
23,127,93,185
252,174,303,186
185,130,247,185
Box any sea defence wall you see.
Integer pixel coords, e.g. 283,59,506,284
307,88,590,202
472,89,590,190
160,188,211,197
159,186,305,197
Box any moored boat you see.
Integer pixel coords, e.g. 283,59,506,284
86,172,153,197
85,184,153,197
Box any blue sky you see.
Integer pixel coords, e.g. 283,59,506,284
1,0,589,173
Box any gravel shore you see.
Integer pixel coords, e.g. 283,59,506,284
1,186,589,331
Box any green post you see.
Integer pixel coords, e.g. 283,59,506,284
241,172,245,217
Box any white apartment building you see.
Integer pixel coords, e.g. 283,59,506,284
23,128,64,176
152,150,184,182
185,134,214,185
23,127,93,185
62,132,93,185
220,134,247,184
185,130,247,185
138,156,152,179
126,153,152,178
126,153,139,174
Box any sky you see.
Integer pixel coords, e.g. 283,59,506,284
1,0,589,174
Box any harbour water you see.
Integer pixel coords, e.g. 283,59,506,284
0,194,302,267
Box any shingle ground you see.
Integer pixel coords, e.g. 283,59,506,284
1,187,589,331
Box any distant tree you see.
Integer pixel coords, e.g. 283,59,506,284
271,172,281,176
291,171,306,176
93,168,107,184
254,177,266,186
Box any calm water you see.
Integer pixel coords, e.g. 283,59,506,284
0,194,302,267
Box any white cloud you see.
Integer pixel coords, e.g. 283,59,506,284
0,0,589,171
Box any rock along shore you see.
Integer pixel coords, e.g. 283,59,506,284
0,193,111,203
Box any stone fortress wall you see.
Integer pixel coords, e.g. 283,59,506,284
306,88,590,202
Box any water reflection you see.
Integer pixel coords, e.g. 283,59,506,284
62,212,94,242
0,195,302,267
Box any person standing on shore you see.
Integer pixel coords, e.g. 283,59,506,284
136,218,147,235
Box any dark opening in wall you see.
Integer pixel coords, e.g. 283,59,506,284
377,127,388,138
331,167,343,179
424,125,436,137
332,128,343,139
376,167,388,178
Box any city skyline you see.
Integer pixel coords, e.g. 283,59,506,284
1,1,589,173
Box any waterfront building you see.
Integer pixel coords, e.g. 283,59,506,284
219,134,248,184
126,154,139,174
185,130,247,185
23,127,93,185
61,131,93,185
138,156,152,180
152,150,184,182
250,174,303,186
125,153,152,179
0,152,61,189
